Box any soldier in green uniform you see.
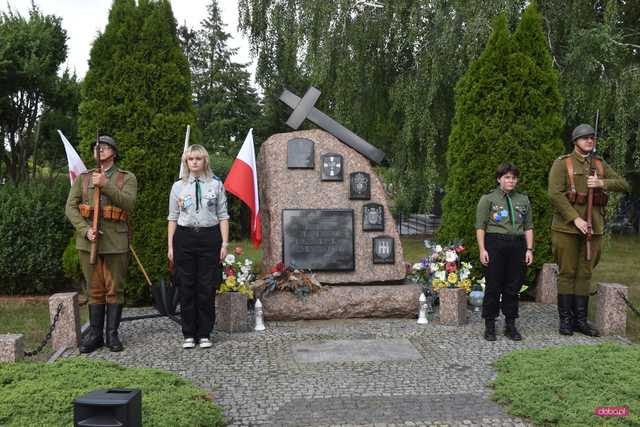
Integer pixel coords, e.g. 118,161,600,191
476,163,534,341
548,124,629,336
65,135,137,353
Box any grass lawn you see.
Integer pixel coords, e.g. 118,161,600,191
492,343,640,426
0,358,224,426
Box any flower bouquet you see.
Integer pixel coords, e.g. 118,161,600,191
410,241,484,295
217,247,255,299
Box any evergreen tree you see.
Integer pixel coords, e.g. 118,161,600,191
79,0,195,303
438,5,564,283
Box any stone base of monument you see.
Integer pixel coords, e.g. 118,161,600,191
596,283,629,336
438,288,468,326
0,334,24,363
535,263,558,304
261,284,421,320
215,293,250,333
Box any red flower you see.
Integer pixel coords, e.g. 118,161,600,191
270,262,285,274
445,262,457,273
234,246,244,255
405,262,412,274
455,245,465,253
224,266,236,277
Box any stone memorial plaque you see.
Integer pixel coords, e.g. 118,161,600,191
349,172,370,200
283,209,354,270
321,153,343,181
362,203,384,231
287,138,315,169
372,236,395,264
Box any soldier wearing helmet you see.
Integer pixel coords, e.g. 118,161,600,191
65,134,137,353
548,124,629,337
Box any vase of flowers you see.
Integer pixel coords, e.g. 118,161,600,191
215,247,255,333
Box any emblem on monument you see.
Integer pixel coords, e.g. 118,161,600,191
349,172,370,200
362,203,384,231
321,153,343,181
372,236,395,264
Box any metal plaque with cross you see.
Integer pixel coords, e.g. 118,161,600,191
321,153,343,181
372,236,395,264
279,87,385,164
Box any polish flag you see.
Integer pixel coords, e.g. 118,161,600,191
58,130,87,185
224,129,261,248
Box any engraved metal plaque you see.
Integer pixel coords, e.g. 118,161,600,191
287,138,315,169
349,172,370,200
283,209,355,270
321,153,343,181
372,236,395,264
362,203,384,231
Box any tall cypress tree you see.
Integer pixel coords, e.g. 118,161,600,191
438,4,564,283
79,0,195,303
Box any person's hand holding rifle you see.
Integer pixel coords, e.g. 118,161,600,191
89,131,101,264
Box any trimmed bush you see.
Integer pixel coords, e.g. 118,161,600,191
0,178,73,294
0,358,224,426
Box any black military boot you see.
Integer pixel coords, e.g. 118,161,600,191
557,294,574,336
504,318,522,341
106,304,124,352
484,318,496,341
573,295,599,337
79,304,105,354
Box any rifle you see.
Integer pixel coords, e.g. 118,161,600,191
585,111,599,261
89,130,101,264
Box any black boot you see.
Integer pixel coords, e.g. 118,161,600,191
557,294,574,336
504,318,522,341
484,318,496,341
106,304,124,352
79,304,105,354
573,296,599,337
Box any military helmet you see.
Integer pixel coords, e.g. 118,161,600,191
91,135,119,159
571,124,596,142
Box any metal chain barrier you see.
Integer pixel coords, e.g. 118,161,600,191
24,302,63,357
617,290,640,318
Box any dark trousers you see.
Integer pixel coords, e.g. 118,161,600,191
482,234,526,320
173,225,222,339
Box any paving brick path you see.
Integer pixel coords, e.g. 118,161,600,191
75,302,628,426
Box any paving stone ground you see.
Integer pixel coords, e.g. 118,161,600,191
70,302,629,426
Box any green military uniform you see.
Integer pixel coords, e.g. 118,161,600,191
548,151,629,295
65,165,137,304
475,188,533,236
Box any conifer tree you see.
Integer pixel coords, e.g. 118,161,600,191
438,5,564,283
79,0,195,302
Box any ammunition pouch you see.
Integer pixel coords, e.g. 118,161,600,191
78,204,128,221
565,190,608,206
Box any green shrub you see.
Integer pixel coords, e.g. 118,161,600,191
61,236,84,288
0,358,224,426
0,179,73,295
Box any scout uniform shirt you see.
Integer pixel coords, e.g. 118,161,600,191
475,188,533,235
167,174,230,226
548,151,630,235
65,165,137,254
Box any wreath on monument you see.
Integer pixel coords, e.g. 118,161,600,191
252,262,323,300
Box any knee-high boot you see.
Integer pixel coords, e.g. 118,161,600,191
106,304,124,352
557,294,574,336
79,304,105,353
573,296,599,337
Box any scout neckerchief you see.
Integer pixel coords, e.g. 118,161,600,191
195,177,202,212
505,192,516,228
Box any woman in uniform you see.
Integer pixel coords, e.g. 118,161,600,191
168,144,230,349
475,163,534,341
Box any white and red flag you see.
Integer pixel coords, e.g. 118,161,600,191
58,130,87,185
224,128,261,248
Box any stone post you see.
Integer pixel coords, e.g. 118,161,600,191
535,263,558,304
0,334,24,363
596,283,629,336
215,292,249,333
439,288,467,326
49,292,81,352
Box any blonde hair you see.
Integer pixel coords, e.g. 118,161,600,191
180,144,213,182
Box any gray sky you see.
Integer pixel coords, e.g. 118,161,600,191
1,0,255,81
